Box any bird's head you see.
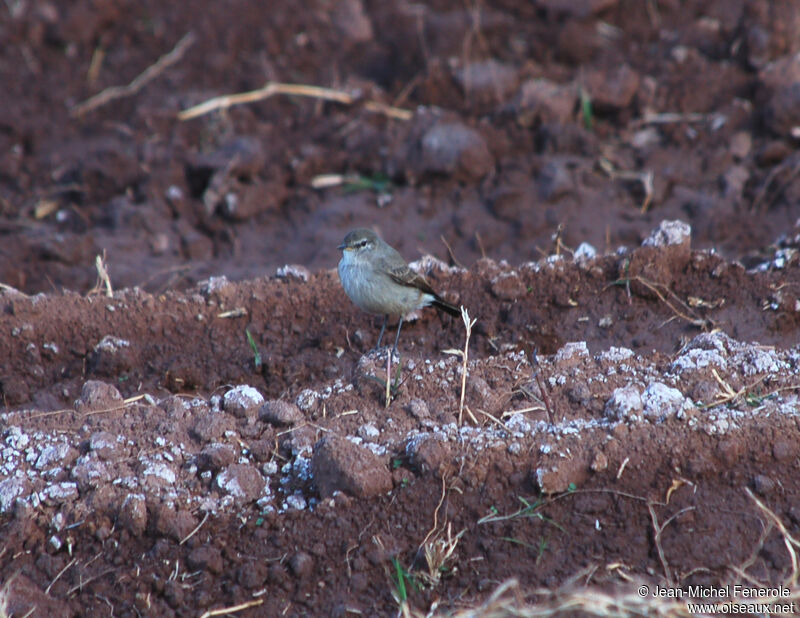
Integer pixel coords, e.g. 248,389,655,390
338,228,379,253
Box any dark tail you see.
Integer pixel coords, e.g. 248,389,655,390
433,296,461,317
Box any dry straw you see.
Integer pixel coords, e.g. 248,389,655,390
444,306,476,424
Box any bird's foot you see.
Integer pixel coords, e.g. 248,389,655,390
365,345,400,363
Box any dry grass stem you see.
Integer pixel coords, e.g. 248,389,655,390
89,252,114,298
178,81,412,121
34,198,58,219
442,306,475,424
527,349,555,424
551,223,570,256
702,369,770,408
648,503,695,585
752,154,800,213
25,394,146,420
611,275,709,329
45,557,77,595
439,234,465,269
598,157,655,212
0,588,7,618
385,351,392,409
198,599,264,618
66,568,116,596
71,32,196,117
477,494,548,525
710,368,742,405
415,481,462,588
216,308,248,319
476,408,506,430
179,511,209,545
443,576,697,618
419,523,465,586
632,111,709,126
745,487,800,585
0,573,19,618
463,405,479,424
664,478,694,504
86,45,105,85
426,489,800,617
501,405,546,418
310,173,350,189
418,477,447,552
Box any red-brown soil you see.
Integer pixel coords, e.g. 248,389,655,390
2,1,800,616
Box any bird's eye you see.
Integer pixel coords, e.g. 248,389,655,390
359,240,367,247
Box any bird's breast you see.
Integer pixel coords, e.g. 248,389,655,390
338,259,429,316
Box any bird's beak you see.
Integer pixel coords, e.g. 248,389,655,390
337,243,346,250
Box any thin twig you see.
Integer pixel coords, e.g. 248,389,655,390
71,32,196,117
178,81,412,121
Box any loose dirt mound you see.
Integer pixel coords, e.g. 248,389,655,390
2,0,800,616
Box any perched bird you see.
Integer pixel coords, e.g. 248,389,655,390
337,228,460,353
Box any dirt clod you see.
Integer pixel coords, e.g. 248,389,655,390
222,385,264,419
312,435,392,498
259,399,304,426
74,380,123,413
118,494,147,536
188,546,224,574
419,121,494,181
215,464,266,504
289,551,315,579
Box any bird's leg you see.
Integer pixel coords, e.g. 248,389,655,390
375,315,388,350
392,317,404,359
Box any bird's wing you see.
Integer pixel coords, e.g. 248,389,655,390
378,251,460,316
375,251,438,295
386,263,438,295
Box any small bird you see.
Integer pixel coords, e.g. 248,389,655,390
337,228,460,353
